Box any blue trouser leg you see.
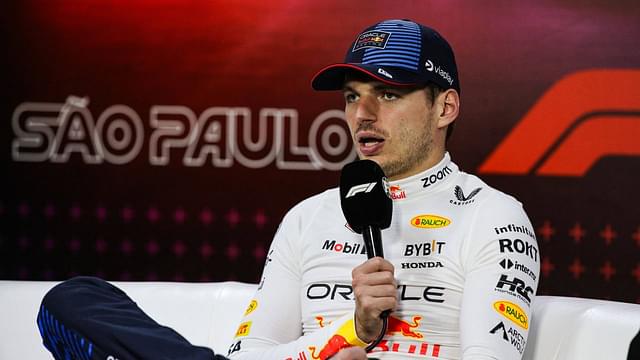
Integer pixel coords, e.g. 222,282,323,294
37,276,225,360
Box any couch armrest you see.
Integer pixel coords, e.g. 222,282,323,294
0,280,257,359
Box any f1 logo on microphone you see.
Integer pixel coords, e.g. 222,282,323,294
346,182,377,198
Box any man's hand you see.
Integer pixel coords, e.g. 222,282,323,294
330,346,367,360
352,257,397,342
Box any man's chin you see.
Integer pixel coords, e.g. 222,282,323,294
356,155,394,176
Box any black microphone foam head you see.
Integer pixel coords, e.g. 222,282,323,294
339,160,392,234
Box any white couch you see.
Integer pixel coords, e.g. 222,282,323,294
1,280,638,359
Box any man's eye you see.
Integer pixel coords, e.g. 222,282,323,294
382,92,398,100
344,93,358,103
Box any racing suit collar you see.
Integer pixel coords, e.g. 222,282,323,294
387,152,457,200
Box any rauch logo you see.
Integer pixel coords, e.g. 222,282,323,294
411,215,451,229
494,300,528,329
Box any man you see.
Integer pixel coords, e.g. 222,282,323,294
38,19,538,360
227,19,539,359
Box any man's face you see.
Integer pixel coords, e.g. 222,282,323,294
343,79,437,180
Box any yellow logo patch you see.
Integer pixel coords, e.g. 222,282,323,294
494,300,528,329
410,214,451,229
235,321,252,337
244,300,258,316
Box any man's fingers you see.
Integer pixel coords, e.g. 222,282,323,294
353,283,397,299
352,270,396,288
352,257,395,275
357,297,397,318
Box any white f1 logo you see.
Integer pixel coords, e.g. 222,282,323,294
346,182,377,198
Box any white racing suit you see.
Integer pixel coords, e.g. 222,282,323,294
228,153,540,359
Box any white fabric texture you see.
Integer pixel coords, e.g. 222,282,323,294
230,153,540,359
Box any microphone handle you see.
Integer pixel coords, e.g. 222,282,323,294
362,225,384,259
362,225,390,319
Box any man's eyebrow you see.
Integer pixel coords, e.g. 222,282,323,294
342,85,356,93
342,83,395,92
372,83,413,93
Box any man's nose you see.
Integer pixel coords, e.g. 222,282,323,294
354,95,378,123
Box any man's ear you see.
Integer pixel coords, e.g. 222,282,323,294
436,89,459,129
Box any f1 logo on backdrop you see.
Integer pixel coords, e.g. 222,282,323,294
478,69,640,177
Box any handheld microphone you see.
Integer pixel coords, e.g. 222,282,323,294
339,160,392,259
339,160,393,351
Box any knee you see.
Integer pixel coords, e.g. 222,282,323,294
41,276,120,318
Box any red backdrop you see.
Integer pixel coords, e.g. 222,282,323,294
2,0,640,303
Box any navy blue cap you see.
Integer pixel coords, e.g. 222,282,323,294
312,19,460,93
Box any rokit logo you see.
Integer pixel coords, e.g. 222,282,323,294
306,283,445,303
421,165,452,188
495,275,534,305
499,238,539,263
499,258,537,281
322,240,367,255
489,321,526,355
450,185,482,205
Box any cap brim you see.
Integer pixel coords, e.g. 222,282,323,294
311,63,421,91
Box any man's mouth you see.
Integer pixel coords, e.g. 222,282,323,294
356,132,385,155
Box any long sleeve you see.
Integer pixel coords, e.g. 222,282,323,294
459,192,540,359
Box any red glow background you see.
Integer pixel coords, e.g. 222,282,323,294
2,0,640,302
